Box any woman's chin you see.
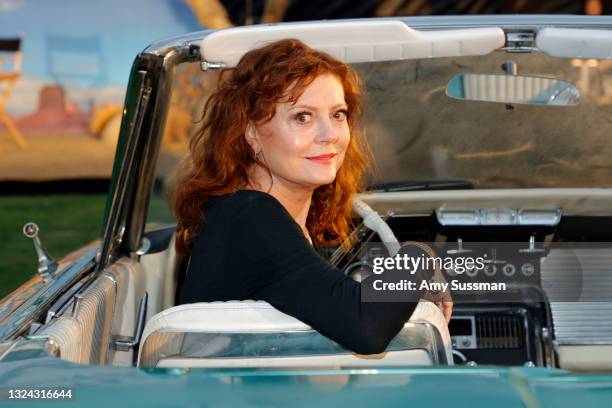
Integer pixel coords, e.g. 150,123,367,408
307,174,338,188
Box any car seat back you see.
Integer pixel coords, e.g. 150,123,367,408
138,300,452,368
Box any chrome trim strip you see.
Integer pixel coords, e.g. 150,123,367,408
436,208,562,226
0,247,98,341
397,15,612,30
0,341,17,361
44,281,85,324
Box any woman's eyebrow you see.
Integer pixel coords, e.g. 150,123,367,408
288,104,317,111
332,103,349,110
288,103,348,111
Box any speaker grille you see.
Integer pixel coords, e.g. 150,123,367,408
476,315,523,349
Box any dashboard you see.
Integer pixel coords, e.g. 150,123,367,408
333,209,612,368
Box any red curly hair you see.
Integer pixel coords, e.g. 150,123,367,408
172,38,370,255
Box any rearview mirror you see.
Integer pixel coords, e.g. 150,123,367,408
446,74,580,106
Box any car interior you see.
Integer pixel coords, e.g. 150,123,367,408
36,227,452,369
32,188,612,372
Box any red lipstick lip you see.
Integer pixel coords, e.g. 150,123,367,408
307,153,337,160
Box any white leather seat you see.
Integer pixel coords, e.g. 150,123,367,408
138,300,452,368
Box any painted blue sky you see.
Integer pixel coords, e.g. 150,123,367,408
0,0,201,86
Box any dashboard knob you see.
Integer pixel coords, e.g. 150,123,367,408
484,264,497,276
466,266,479,277
521,263,535,276
503,263,516,276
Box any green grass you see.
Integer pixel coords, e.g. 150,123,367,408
148,191,177,227
0,194,107,299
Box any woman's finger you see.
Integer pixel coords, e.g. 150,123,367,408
441,301,453,323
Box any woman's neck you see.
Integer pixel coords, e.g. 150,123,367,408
247,168,313,242
270,185,312,231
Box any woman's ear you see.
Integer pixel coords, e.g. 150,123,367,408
244,122,261,153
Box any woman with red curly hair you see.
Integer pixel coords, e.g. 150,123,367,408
173,39,449,354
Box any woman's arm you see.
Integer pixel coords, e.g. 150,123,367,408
229,193,430,355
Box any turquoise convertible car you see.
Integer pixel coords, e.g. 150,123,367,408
2,15,612,407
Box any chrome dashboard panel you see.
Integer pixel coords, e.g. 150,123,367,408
436,209,562,226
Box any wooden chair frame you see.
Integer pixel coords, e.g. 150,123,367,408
0,37,27,150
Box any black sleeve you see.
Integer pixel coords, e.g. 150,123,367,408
228,194,426,355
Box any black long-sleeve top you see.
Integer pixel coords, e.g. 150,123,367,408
178,189,426,354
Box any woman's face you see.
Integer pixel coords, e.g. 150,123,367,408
246,73,351,191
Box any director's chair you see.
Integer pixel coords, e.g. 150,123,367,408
0,37,28,150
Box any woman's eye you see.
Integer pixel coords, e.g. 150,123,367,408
294,112,312,123
333,109,348,121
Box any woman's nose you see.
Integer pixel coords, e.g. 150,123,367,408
315,117,339,144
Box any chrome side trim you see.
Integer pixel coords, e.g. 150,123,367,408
37,269,118,365
0,341,17,361
0,247,98,341
44,281,85,324
111,292,148,353
394,15,612,30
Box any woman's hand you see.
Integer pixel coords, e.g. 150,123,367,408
402,241,453,324
434,300,453,324
422,269,453,324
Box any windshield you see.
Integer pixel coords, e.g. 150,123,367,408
356,51,612,189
